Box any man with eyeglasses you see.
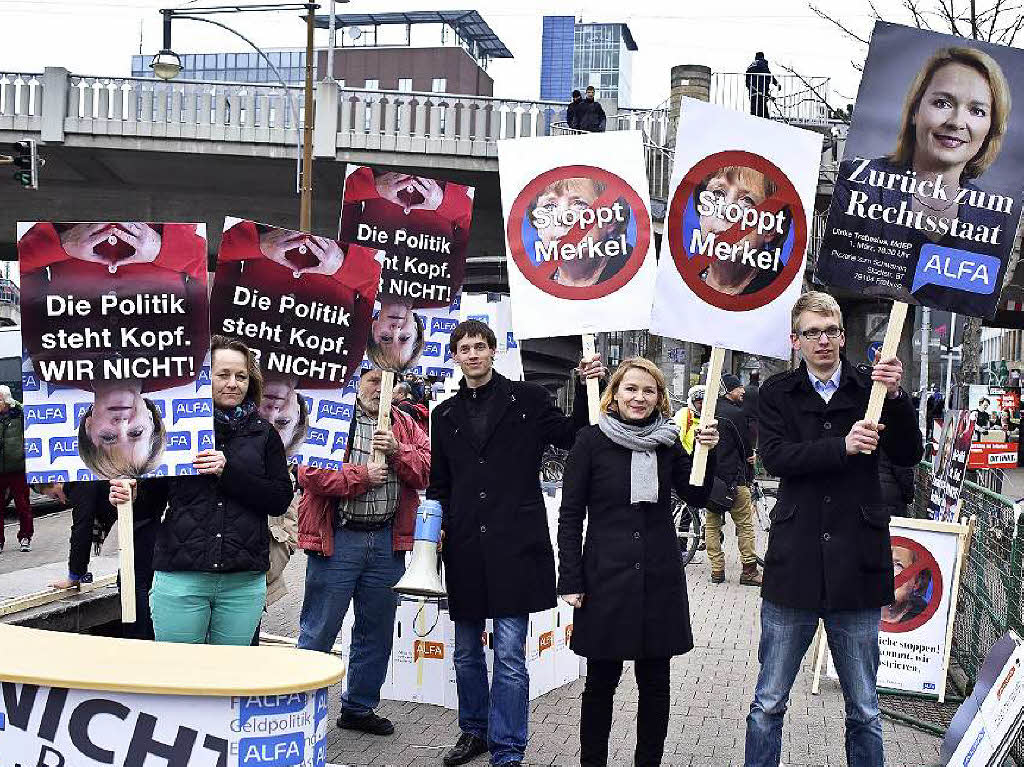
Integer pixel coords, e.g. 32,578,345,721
744,291,922,767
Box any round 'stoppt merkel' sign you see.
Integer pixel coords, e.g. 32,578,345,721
883,535,944,634
506,165,651,301
667,150,807,312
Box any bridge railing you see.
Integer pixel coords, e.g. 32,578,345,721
710,73,832,126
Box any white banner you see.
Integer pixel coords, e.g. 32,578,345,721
497,131,657,340
650,98,822,359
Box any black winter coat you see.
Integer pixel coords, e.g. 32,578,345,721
715,397,752,487
151,409,293,573
758,359,923,610
557,424,714,659
878,450,915,516
575,99,606,132
429,373,587,620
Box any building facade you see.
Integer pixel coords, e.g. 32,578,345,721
132,51,308,83
540,16,637,106
315,47,493,96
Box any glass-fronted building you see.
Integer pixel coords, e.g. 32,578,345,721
131,51,308,83
539,16,637,106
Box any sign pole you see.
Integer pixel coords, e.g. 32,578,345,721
690,346,725,485
582,333,600,426
116,479,136,624
373,370,396,463
863,301,909,439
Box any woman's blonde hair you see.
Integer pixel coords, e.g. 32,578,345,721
890,46,1010,180
598,357,672,417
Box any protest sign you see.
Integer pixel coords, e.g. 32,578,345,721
651,97,822,360
498,130,656,340
942,630,1024,765
815,21,1024,319
966,384,1020,468
210,218,381,469
929,409,974,522
820,516,970,701
17,222,213,483
403,296,460,381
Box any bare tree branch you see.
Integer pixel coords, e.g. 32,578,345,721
808,2,872,44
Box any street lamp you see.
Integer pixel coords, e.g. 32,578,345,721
153,3,327,232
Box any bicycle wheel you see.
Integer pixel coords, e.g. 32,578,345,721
673,494,702,567
751,480,776,567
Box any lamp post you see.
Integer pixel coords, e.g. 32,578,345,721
154,3,325,232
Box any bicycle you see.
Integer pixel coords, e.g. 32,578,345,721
750,476,777,567
672,492,704,567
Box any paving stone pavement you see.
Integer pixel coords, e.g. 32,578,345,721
262,519,943,767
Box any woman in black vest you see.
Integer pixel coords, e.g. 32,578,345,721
558,357,718,766
110,335,292,645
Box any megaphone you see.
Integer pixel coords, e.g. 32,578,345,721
394,499,446,598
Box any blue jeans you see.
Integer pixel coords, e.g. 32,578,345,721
745,599,883,767
297,524,405,716
454,615,529,765
149,570,266,645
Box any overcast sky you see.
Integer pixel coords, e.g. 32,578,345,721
0,0,924,108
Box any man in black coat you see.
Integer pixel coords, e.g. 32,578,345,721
429,319,604,767
566,89,582,130
745,51,778,118
575,86,606,133
706,374,761,586
744,291,923,767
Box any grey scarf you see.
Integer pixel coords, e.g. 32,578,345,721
598,412,680,503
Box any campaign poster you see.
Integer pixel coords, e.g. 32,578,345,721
338,166,474,372
942,631,1024,766
928,409,974,522
415,296,461,380
825,519,963,696
497,130,656,340
966,384,1020,469
210,218,381,469
0,682,332,767
815,21,1024,318
460,293,524,382
17,222,213,483
650,98,822,359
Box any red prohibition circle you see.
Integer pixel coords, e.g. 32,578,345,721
506,164,651,301
667,150,807,312
881,536,944,634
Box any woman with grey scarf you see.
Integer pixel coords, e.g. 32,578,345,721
557,357,719,767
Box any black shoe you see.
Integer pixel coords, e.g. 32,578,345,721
336,710,394,736
443,732,488,765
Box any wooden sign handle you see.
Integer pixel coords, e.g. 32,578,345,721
690,346,725,486
582,334,600,426
373,369,396,464
116,479,136,624
863,301,908,450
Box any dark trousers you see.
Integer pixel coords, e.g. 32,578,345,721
580,657,671,767
0,471,32,544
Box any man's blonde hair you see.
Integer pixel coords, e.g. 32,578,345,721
791,291,843,333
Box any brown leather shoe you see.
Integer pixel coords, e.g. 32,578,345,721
740,563,762,586
711,570,725,584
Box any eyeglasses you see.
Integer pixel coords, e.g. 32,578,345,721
798,326,844,340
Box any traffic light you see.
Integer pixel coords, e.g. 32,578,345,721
1,140,43,189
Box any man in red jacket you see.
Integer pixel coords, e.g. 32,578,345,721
296,368,430,736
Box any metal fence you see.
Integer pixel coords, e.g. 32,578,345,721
910,464,1024,758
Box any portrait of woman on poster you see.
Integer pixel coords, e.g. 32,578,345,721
18,222,210,479
526,177,635,289
692,165,793,296
366,301,426,372
828,46,1012,316
883,544,933,625
259,379,309,457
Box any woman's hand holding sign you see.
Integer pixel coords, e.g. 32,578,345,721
577,353,607,381
193,449,227,476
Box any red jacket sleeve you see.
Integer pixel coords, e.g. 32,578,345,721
215,220,263,264
435,182,474,231
298,463,372,499
330,242,382,300
342,166,379,203
390,408,431,490
152,224,207,278
18,223,67,273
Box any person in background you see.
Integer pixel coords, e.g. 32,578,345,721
297,367,431,736
430,319,605,767
110,335,293,645
576,85,607,133
745,51,778,118
558,357,718,766
567,89,583,130
0,386,31,553
744,291,923,767
51,480,163,640
393,381,429,434
707,374,761,586
878,449,915,518
925,384,944,441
